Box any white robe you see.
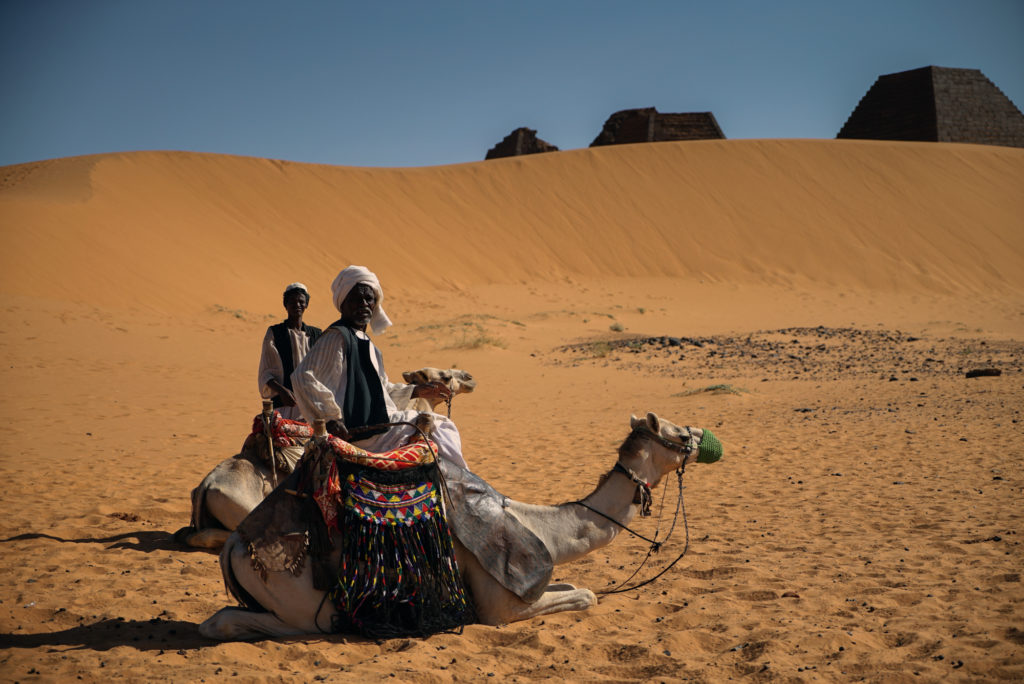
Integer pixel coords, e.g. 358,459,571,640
257,326,314,422
291,327,468,470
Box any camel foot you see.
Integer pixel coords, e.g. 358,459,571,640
475,586,598,626
199,606,311,641
545,583,579,591
174,525,230,549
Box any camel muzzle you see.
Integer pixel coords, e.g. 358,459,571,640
696,430,723,463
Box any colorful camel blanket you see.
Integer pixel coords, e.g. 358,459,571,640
326,460,472,637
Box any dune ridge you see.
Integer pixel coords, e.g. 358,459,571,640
2,140,1022,314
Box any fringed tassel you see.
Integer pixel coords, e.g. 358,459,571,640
328,464,473,638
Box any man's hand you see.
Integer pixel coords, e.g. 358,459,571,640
411,381,452,404
267,380,296,407
326,419,351,441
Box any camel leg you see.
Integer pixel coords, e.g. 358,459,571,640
199,606,311,641
499,585,598,623
180,460,268,549
176,486,258,550
200,533,338,641
203,486,264,530
455,543,597,626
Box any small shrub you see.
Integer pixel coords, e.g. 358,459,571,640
674,384,746,397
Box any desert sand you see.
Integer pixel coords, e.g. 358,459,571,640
1,139,1022,682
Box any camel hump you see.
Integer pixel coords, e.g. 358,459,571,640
438,459,553,602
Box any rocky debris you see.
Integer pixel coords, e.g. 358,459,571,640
552,326,1024,382
590,107,725,147
966,368,1002,378
485,127,559,160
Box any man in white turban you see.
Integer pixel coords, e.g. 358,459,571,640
291,266,469,469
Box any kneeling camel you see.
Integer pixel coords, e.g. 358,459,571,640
199,412,720,640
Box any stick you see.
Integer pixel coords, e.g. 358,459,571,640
261,399,278,490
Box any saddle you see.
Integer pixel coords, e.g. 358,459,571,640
247,411,313,474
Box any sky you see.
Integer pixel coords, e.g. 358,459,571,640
2,1,1022,168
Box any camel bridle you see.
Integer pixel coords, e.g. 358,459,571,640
443,378,455,418
569,424,694,595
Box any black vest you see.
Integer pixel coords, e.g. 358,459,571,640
330,321,389,437
270,322,323,408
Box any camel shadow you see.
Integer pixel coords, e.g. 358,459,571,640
0,531,216,554
0,617,209,652
0,617,374,652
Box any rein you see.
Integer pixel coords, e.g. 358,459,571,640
570,425,695,594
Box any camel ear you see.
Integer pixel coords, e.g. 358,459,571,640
646,412,661,434
630,414,641,429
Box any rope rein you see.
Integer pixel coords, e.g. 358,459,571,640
569,425,696,594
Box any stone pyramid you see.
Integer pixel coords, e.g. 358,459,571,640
837,66,1024,148
485,127,559,160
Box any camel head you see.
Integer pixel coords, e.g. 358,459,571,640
623,412,722,487
402,368,477,396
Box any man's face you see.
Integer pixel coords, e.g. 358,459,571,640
340,284,377,329
284,291,308,318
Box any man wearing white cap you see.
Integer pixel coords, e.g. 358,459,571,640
292,266,469,470
257,283,323,421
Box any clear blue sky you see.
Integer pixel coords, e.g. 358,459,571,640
2,1,1022,168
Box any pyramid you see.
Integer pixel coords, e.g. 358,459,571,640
485,127,559,160
837,66,1024,148
590,108,725,147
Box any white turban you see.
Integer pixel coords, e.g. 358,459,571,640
283,282,308,297
330,265,392,334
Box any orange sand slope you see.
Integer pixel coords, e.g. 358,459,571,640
2,140,1022,314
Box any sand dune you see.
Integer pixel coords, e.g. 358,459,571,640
2,140,1022,314
1,140,1022,682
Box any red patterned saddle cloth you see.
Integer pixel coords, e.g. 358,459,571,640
252,412,434,470
251,412,314,446
326,435,435,471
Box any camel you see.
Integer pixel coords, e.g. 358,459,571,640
400,367,476,414
174,367,476,549
198,412,721,640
